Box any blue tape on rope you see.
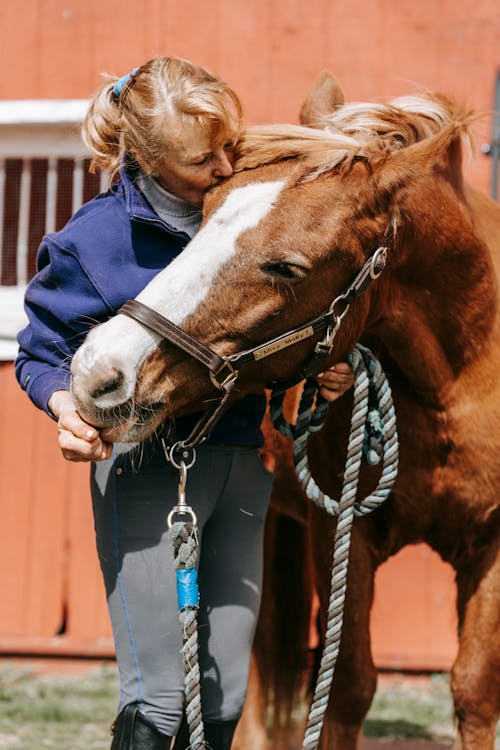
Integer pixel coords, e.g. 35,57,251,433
176,568,200,610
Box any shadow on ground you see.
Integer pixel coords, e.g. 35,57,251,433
364,719,439,740
361,741,451,750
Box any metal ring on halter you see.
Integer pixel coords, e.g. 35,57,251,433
165,441,197,470
369,246,387,278
167,505,198,529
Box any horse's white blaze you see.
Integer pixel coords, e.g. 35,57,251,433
137,179,286,323
71,180,286,403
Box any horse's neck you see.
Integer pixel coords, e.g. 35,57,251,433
372,189,499,401
374,296,462,399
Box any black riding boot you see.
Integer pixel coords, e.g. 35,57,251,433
204,720,238,750
110,703,172,749
173,713,238,750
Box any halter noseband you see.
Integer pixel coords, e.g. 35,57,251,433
118,245,388,448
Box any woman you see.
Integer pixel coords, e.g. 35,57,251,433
16,57,353,749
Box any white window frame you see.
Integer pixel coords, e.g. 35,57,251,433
0,100,109,360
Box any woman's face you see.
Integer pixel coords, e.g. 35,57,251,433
155,118,236,207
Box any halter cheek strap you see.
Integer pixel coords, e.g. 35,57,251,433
118,244,387,389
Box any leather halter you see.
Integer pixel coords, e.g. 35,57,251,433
118,245,388,449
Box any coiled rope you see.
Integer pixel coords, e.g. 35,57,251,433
270,343,399,750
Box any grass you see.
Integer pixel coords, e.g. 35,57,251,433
0,662,118,749
0,664,497,749
364,673,455,741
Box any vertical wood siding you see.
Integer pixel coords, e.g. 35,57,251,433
1,0,496,666
0,363,113,655
1,0,498,191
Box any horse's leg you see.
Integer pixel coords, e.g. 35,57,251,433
312,515,378,750
233,653,271,750
451,545,500,749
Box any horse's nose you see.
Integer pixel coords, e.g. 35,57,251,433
71,351,134,411
89,368,124,400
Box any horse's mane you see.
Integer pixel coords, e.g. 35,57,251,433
235,93,472,177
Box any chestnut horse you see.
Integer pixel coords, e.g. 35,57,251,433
71,74,500,749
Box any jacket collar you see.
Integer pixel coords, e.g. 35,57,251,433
117,162,193,240
119,165,163,222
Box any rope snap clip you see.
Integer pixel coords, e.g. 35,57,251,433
166,455,198,529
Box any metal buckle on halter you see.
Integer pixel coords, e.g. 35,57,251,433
209,360,238,391
314,317,342,356
314,339,335,356
314,294,352,355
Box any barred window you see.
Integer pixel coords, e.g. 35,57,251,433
0,157,106,286
0,101,107,359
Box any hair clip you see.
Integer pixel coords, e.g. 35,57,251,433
113,66,140,102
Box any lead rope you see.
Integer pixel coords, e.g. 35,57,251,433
166,446,206,750
270,343,399,750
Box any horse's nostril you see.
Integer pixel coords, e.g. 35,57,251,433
90,370,125,400
149,401,166,411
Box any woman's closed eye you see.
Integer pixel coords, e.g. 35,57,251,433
193,142,235,167
192,153,211,166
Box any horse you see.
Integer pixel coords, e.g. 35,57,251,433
70,73,500,749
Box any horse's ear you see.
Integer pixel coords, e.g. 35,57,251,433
299,71,345,126
377,122,466,195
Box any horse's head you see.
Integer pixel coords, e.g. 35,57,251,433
71,74,475,442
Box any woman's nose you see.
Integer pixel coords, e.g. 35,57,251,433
213,150,234,177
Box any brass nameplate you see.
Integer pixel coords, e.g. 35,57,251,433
253,326,314,361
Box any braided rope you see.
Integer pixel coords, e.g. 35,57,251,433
270,343,399,750
169,521,206,749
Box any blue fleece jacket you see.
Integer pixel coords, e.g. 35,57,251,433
15,169,266,446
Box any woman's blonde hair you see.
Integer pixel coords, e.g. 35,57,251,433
82,57,243,177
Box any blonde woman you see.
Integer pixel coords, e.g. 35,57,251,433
16,57,353,749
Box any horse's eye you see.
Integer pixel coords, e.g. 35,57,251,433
261,261,308,281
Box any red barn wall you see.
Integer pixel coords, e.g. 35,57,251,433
2,0,498,189
1,0,498,668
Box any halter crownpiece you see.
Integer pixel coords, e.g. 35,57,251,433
311,245,388,364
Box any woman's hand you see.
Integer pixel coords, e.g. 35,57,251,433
48,390,113,462
316,362,355,402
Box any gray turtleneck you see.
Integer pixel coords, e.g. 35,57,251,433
136,170,203,239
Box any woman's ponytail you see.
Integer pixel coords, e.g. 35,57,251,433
81,78,123,175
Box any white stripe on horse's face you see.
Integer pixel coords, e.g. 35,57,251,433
137,179,286,324
72,180,286,400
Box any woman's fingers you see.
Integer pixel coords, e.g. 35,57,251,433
316,362,355,402
58,408,98,439
58,426,112,462
56,398,112,462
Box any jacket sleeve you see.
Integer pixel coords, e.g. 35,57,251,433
15,236,114,416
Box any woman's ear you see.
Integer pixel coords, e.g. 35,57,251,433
130,149,155,175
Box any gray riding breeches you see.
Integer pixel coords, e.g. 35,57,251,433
91,442,273,736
